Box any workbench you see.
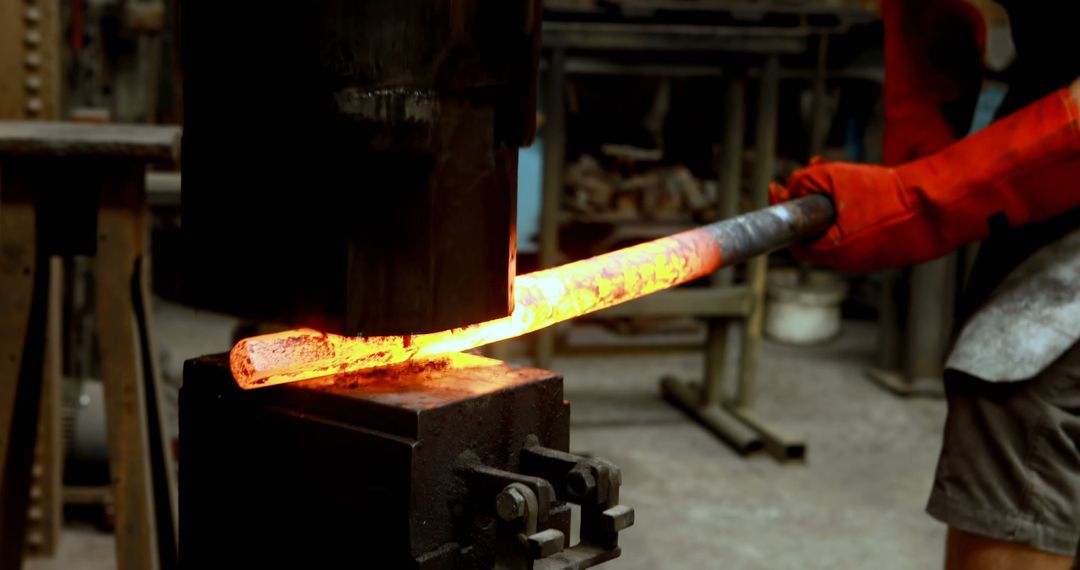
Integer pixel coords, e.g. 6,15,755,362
0,121,180,570
533,0,875,460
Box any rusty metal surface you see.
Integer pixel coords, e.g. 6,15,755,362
181,356,557,565
543,21,808,53
0,156,171,568
0,162,46,569
184,353,630,568
94,167,170,570
0,0,60,120
28,257,64,558
0,122,180,162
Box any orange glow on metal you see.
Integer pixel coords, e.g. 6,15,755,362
230,228,724,389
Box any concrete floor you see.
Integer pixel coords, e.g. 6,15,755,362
27,305,949,570
556,320,946,569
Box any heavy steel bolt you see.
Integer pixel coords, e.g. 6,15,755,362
566,465,596,500
495,486,527,521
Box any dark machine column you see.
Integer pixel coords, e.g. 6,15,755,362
182,0,541,335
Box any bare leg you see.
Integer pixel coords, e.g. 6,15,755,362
946,528,1075,570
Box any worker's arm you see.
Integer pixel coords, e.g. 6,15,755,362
770,80,1080,273
881,0,985,165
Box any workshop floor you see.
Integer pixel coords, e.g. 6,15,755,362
27,303,947,570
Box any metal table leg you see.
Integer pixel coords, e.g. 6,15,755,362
534,46,567,370
0,123,180,568
661,59,807,461
660,74,763,455
714,77,745,286
0,163,50,568
728,54,807,461
735,54,779,410
866,258,951,398
26,257,63,556
96,163,178,570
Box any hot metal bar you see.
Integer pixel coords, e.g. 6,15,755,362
231,195,835,389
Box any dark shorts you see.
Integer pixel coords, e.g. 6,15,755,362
926,341,1080,557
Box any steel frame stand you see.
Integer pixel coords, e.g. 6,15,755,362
660,56,805,462
0,123,180,570
865,258,952,399
531,15,854,459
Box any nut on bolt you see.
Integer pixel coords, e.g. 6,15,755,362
566,464,596,499
495,486,527,521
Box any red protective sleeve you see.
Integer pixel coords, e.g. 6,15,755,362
882,0,986,165
771,88,1080,273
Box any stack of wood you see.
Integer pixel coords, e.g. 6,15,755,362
563,152,715,223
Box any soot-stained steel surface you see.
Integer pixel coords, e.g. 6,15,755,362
181,0,540,335
180,353,633,568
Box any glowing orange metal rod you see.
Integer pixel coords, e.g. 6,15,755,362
231,195,834,389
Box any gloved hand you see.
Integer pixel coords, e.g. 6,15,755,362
881,0,985,165
771,87,1080,273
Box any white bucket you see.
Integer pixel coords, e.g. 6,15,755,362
764,268,848,345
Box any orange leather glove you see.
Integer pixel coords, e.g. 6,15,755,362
770,88,1080,273
882,0,986,165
